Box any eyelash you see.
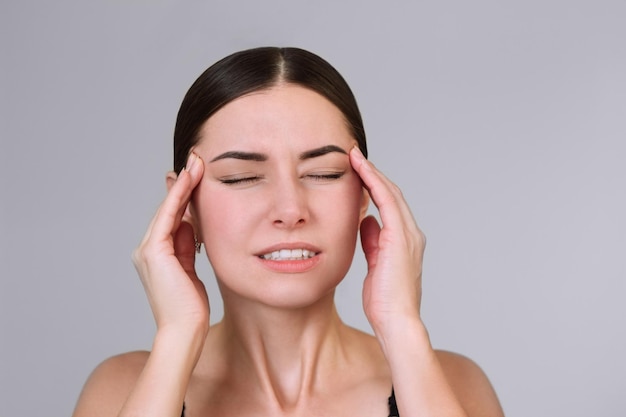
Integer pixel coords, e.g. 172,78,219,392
220,172,345,185
220,176,263,185
306,172,345,181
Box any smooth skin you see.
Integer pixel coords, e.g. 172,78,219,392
72,85,504,417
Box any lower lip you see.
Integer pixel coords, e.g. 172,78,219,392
257,255,321,273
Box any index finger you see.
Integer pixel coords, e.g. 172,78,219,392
349,147,420,233
146,153,204,241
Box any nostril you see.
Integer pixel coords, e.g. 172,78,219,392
273,217,306,228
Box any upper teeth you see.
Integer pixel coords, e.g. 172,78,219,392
261,249,316,260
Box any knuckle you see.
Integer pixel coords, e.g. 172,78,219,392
132,240,157,265
391,183,403,197
131,247,144,266
380,193,397,207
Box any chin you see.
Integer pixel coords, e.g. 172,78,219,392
216,269,345,312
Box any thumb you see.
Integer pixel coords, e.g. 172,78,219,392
360,215,381,270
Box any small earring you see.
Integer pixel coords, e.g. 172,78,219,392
194,235,201,253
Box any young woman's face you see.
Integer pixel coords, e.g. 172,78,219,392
191,84,368,308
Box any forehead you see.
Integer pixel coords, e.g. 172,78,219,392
195,84,353,152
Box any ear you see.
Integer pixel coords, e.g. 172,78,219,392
166,171,177,191
359,187,370,222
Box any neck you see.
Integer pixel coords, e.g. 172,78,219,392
210,291,348,409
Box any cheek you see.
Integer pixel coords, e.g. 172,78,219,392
323,177,365,238
192,187,251,250
343,175,367,218
319,179,365,279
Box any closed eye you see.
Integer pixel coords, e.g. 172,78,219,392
220,175,263,185
305,172,345,181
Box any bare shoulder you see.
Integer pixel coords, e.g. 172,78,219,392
435,350,505,417
72,351,150,417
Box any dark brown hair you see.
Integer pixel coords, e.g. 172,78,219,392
173,47,367,173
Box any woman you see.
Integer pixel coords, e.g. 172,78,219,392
73,47,504,417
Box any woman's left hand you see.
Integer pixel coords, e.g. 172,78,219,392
350,147,503,417
349,146,426,339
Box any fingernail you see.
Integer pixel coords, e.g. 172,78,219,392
351,145,363,159
351,146,367,167
185,153,198,172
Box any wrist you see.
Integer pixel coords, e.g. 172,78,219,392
152,324,208,370
156,314,209,343
373,315,432,360
118,324,208,416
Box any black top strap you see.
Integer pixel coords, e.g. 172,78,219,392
388,387,399,417
182,388,399,417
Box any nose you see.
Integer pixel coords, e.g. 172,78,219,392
270,177,309,229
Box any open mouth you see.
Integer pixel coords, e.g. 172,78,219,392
259,249,318,261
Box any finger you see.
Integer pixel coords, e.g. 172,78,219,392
149,153,204,240
137,179,189,250
360,215,381,270
349,147,419,233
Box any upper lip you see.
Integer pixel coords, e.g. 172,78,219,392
255,242,321,256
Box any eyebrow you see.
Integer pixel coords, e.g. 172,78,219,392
210,145,347,163
210,151,267,162
299,145,347,160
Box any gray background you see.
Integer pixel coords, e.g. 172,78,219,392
1,1,624,416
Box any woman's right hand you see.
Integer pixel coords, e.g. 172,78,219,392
132,152,209,338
